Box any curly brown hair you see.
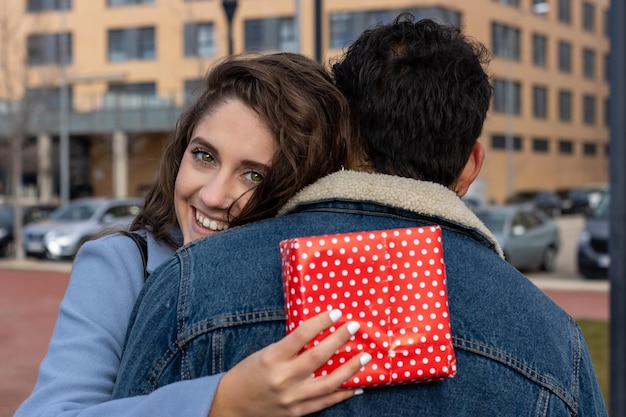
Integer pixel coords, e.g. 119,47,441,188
130,52,350,248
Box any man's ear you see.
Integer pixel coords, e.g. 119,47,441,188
455,142,485,197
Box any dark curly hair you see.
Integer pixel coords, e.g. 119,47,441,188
332,14,492,188
131,52,350,247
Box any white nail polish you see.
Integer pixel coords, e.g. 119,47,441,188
360,353,372,366
347,321,360,335
354,388,364,396
329,309,342,323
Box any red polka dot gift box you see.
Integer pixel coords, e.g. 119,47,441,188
280,226,457,389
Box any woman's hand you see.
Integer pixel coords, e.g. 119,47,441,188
208,309,371,417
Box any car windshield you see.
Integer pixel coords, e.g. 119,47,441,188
591,192,609,220
506,192,537,204
49,202,100,221
0,207,12,225
475,210,507,233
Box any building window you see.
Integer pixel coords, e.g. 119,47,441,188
493,0,520,6
329,13,352,49
108,27,155,61
493,78,521,115
558,41,571,73
558,140,574,155
26,85,73,111
184,79,202,103
184,23,215,57
558,90,572,122
278,18,297,52
583,142,597,156
104,82,161,109
558,0,571,23
244,17,297,52
583,94,596,125
107,0,154,6
532,33,547,67
27,32,72,66
329,7,461,50
108,82,155,95
582,2,595,32
27,0,71,12
491,134,522,151
492,23,520,60
532,138,549,153
582,48,596,79
533,85,548,119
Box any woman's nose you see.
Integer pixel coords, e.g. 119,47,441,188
198,172,235,209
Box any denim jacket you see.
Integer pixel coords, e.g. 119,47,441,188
114,171,607,416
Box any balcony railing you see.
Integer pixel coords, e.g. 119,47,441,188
0,91,191,136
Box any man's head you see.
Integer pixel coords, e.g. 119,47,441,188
332,15,492,196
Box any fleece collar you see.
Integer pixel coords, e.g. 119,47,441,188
279,170,503,258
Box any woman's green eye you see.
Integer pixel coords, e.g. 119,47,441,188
249,172,263,183
201,152,214,163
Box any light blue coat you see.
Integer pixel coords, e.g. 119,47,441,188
14,229,225,417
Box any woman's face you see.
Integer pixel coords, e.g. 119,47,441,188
174,98,277,245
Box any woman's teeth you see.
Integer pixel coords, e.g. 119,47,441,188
195,212,229,231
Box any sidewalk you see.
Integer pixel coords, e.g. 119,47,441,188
0,258,73,273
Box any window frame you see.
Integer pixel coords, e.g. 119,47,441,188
27,32,72,66
107,26,156,62
532,85,548,119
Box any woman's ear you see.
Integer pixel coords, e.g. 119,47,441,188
455,142,485,198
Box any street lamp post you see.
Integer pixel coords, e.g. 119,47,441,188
504,31,516,200
504,2,549,200
59,7,70,205
221,0,238,56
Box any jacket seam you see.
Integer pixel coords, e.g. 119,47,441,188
141,341,182,394
178,311,286,344
453,336,576,411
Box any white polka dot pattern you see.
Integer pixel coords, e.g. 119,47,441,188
280,226,456,389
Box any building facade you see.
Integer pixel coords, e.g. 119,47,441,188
0,0,610,204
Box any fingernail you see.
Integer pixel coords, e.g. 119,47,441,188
354,388,364,396
347,321,360,335
329,309,342,323
360,353,372,366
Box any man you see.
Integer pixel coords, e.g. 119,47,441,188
114,15,607,416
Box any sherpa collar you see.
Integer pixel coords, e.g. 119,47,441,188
279,170,503,258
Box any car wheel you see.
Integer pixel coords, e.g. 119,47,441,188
0,243,8,258
45,249,60,260
540,246,557,272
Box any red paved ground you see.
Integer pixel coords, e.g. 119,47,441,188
0,269,610,417
0,270,70,417
543,289,609,321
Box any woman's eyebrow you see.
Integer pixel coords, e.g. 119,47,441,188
241,160,271,173
189,136,218,154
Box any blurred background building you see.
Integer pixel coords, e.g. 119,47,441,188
0,0,610,205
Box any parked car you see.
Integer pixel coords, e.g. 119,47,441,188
22,197,144,259
584,183,608,210
474,204,560,272
505,190,562,218
0,204,58,257
555,188,590,215
461,195,483,211
577,191,610,279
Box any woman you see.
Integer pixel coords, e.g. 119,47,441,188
15,53,369,417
